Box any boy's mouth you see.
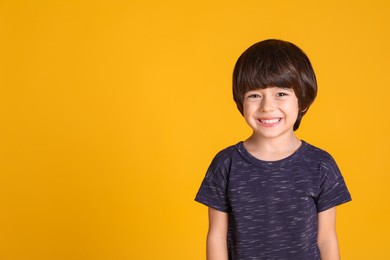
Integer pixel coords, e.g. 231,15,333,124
258,118,282,125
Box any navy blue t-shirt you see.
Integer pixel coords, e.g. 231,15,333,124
195,141,351,260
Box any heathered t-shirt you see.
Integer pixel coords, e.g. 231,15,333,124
195,141,351,260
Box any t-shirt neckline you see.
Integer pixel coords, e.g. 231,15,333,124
235,140,308,167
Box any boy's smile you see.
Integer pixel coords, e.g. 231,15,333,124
257,117,282,126
243,87,299,140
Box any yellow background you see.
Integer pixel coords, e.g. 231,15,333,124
0,0,389,259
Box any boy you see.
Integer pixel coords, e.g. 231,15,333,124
195,39,351,260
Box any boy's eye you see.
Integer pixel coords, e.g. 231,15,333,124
276,92,288,97
248,94,261,98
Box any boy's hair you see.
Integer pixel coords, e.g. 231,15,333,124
233,39,317,130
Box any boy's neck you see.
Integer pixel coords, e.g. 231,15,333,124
243,133,302,161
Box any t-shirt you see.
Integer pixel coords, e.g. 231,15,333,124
195,141,351,260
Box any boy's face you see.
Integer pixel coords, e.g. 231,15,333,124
243,87,299,140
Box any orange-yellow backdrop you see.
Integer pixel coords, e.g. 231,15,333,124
0,1,389,259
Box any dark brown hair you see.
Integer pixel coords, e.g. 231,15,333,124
233,39,317,130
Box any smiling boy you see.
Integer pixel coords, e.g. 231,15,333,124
195,39,351,260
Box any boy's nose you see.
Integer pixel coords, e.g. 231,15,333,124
259,96,275,112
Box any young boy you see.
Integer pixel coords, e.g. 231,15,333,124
195,39,351,260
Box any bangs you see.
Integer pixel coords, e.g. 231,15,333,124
239,62,300,93
235,47,301,95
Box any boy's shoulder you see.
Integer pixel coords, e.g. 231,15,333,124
203,143,241,184
301,141,345,182
209,143,241,167
302,141,336,164
214,142,240,157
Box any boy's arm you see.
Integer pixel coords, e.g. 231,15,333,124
318,207,340,260
207,207,229,260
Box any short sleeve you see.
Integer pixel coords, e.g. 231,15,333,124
315,158,352,212
195,157,231,213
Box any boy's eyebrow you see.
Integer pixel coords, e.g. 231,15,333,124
274,86,294,92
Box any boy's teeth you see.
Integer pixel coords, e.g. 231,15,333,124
260,119,280,124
